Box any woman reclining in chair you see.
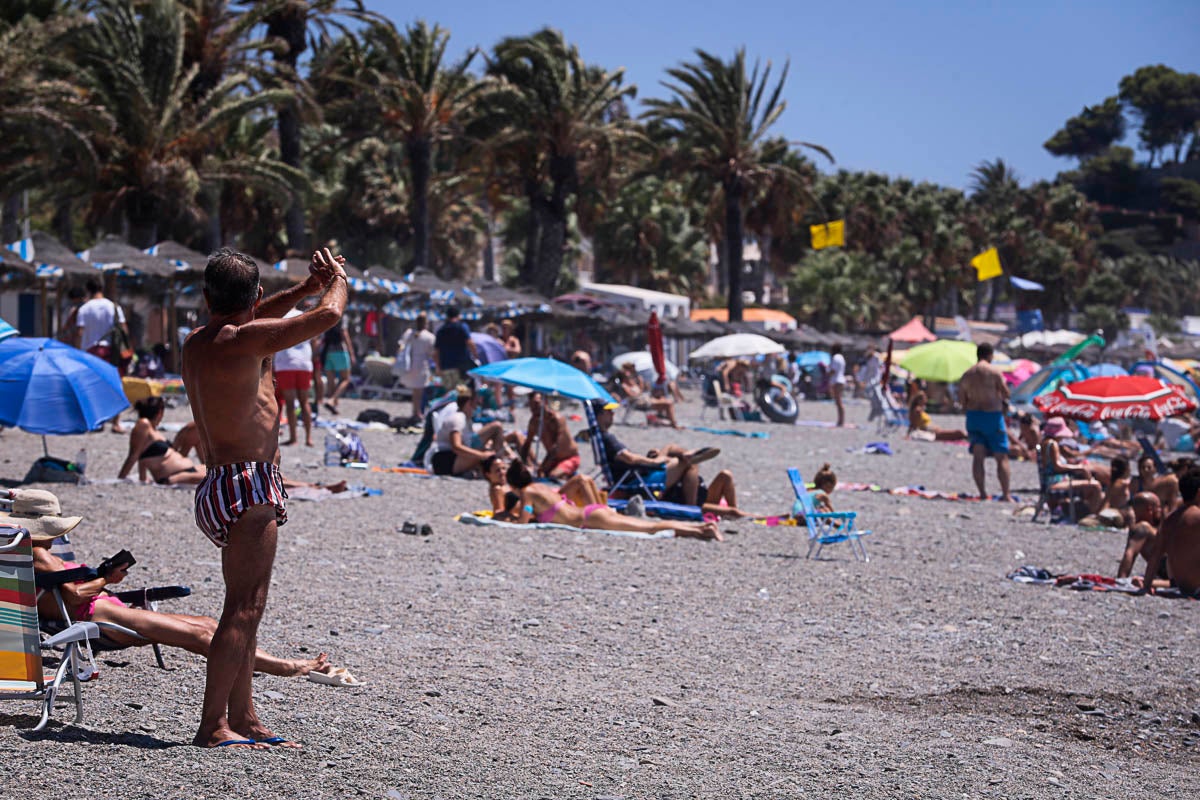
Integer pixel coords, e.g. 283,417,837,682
32,536,333,679
506,461,721,540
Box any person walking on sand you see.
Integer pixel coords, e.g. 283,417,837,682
182,247,347,750
75,277,130,432
959,343,1012,501
829,344,847,427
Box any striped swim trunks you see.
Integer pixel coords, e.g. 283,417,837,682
194,462,288,548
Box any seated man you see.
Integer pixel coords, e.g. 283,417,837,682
1132,454,1181,513
591,398,723,508
617,362,679,428
520,391,581,479
1143,465,1200,595
1118,491,1164,579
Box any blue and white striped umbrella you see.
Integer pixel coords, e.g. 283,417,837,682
429,289,455,303
35,264,63,279
5,238,34,261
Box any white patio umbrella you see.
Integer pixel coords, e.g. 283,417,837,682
612,351,680,380
689,333,785,360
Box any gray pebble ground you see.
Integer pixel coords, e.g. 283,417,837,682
0,395,1196,799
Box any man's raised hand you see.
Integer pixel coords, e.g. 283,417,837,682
308,248,342,288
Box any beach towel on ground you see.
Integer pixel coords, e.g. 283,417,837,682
456,511,674,539
686,426,769,439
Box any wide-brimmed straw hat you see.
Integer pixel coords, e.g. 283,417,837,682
1041,416,1073,439
0,489,83,542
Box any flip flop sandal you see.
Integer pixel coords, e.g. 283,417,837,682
419,523,433,536
400,520,418,535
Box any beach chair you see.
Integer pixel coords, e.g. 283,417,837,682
699,374,742,422
1032,444,1079,524
870,385,908,434
38,558,191,670
356,357,408,402
584,401,666,500
787,468,871,561
0,525,136,731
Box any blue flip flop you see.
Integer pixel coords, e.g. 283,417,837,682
259,736,299,747
215,738,258,748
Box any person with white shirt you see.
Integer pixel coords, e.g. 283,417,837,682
74,277,129,433
397,313,436,421
829,344,847,427
274,307,315,446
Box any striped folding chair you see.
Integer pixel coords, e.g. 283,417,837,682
0,524,130,731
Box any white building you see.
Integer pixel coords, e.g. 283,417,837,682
580,282,690,319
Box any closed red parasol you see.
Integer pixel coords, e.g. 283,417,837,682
1033,375,1197,421
647,311,666,385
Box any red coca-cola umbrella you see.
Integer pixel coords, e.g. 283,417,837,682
647,311,666,385
1033,375,1197,421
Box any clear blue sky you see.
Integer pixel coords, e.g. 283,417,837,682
368,0,1200,190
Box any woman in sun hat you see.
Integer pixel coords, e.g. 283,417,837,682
1039,417,1104,515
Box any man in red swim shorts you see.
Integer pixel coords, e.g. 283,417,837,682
519,391,581,480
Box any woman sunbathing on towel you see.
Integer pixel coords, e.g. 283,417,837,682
119,397,345,492
484,454,607,520
506,461,721,541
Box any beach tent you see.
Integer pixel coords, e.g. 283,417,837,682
888,317,937,343
1010,363,1090,412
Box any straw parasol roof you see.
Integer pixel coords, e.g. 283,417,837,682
84,235,177,278
29,231,94,276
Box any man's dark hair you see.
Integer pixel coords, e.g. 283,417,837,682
480,454,500,475
506,460,533,489
68,286,86,301
445,305,461,320
1111,457,1129,480
831,344,842,356
203,248,260,314
134,396,165,419
977,343,994,361
85,277,102,295
1180,466,1200,504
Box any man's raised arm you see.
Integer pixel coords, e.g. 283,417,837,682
232,249,349,356
256,251,342,319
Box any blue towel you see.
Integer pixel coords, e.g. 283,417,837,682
606,498,705,521
688,426,769,439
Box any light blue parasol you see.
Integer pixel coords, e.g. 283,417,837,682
469,357,615,403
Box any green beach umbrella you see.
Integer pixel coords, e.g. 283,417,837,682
898,339,1008,383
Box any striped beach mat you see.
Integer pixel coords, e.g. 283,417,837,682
0,527,42,692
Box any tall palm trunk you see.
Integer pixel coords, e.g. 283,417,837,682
202,186,222,252
530,152,574,296
268,10,308,253
406,137,431,271
2,195,20,243
724,181,745,322
522,177,544,286
126,193,159,249
53,198,74,250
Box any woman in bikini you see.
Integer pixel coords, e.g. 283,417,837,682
118,397,205,485
119,397,346,492
1040,418,1104,515
506,461,721,540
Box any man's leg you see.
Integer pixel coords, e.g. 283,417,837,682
562,474,602,507
194,504,278,749
970,443,988,499
282,389,299,445
995,454,1012,501
298,394,313,447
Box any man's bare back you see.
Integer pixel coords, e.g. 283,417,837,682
1151,503,1200,593
959,361,1008,413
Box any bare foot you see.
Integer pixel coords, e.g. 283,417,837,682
193,726,268,750
323,480,348,494
676,522,723,541
305,439,313,447
280,651,329,678
283,439,297,446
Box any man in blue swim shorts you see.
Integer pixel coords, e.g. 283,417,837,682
959,343,1013,501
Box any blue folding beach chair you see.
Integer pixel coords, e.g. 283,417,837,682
584,401,667,500
1032,443,1080,524
870,385,908,435
788,468,871,561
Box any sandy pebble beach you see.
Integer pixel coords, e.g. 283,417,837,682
1,395,1196,799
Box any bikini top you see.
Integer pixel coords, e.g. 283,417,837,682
139,439,170,461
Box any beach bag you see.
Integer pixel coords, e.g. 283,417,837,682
23,456,82,485
107,304,134,369
338,430,369,464
356,408,391,425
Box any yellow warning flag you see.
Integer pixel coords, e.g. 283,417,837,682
810,219,845,250
971,247,1003,281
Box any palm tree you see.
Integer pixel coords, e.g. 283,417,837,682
258,0,373,252
76,0,298,247
482,28,639,295
348,20,480,272
644,48,830,321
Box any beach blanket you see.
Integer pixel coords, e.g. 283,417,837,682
287,485,381,501
606,498,704,521
686,426,769,439
456,511,674,539
793,420,860,429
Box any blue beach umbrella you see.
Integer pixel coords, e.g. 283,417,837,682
0,338,129,436
1087,362,1127,378
469,357,616,403
469,332,508,365
795,350,831,369
0,317,16,342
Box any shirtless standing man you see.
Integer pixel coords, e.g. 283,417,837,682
1142,466,1200,595
959,343,1012,501
520,391,581,479
182,248,347,749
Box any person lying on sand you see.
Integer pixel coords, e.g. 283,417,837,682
1118,492,1165,579
1142,465,1200,595
483,454,602,518
506,461,721,541
119,398,346,493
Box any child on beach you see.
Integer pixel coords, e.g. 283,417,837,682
812,464,838,512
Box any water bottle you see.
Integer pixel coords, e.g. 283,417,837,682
73,449,88,484
324,433,342,466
